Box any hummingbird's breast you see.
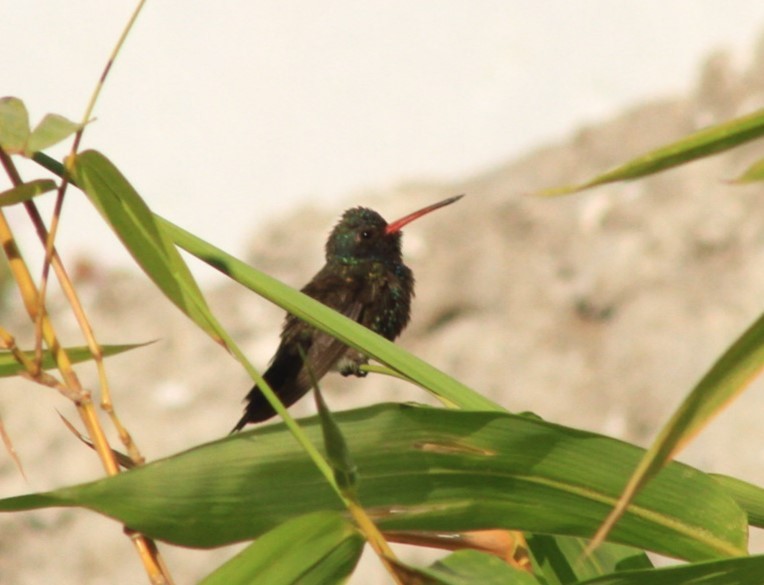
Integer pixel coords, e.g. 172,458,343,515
359,260,414,341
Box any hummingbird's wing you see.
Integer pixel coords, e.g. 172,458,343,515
232,268,366,430
284,269,366,378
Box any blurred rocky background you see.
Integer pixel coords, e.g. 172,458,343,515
2,41,764,583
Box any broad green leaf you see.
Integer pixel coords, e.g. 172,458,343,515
72,150,223,344
159,217,502,414
0,179,56,206
731,157,764,183
0,97,30,153
589,309,764,550
0,342,150,377
200,512,363,585
711,474,764,528
0,405,746,560
575,554,764,585
539,108,764,196
26,113,82,155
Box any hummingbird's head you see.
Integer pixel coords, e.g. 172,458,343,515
325,195,464,264
326,207,400,264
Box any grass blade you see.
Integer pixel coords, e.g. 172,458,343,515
0,342,150,377
731,156,764,183
538,108,764,196
575,554,764,585
588,309,764,552
159,216,502,413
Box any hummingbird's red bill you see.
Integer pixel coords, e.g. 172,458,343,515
384,194,464,235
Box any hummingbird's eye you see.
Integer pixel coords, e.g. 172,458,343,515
360,230,372,240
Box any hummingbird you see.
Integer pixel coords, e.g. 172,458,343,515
232,194,463,431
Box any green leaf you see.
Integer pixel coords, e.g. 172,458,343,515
199,512,363,585
26,113,83,155
0,342,151,377
589,309,764,550
396,550,541,585
72,150,224,344
527,534,652,585
159,217,503,414
0,179,57,206
0,97,30,154
538,108,764,195
0,405,746,561
711,474,764,528
314,381,358,494
575,554,764,585
731,157,764,183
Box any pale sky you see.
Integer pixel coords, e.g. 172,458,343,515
3,2,764,280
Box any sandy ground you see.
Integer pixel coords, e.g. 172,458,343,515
2,42,764,583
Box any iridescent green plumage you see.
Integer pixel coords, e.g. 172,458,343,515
233,196,462,430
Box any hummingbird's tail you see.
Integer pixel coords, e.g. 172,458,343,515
231,345,310,432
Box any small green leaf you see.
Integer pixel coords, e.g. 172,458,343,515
538,108,764,196
0,342,151,377
527,534,652,583
731,157,764,183
0,179,57,206
314,382,358,494
398,550,541,585
0,97,31,154
26,113,83,155
199,512,363,585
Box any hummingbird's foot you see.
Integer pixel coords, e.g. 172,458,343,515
336,351,369,377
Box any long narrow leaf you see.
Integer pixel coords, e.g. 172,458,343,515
0,405,746,561
72,150,223,344
0,179,56,206
589,309,764,550
575,554,764,585
731,157,764,183
539,108,764,196
0,342,150,377
159,217,502,413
